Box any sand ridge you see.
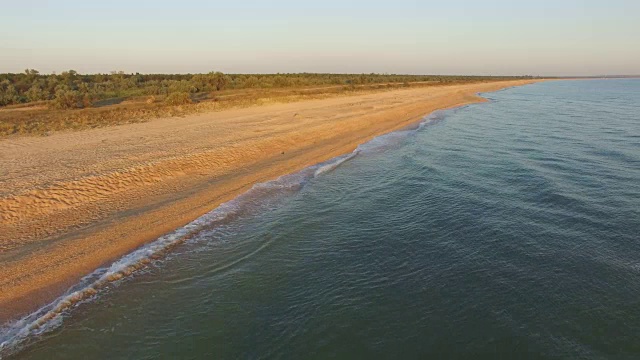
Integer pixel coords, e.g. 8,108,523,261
0,80,541,323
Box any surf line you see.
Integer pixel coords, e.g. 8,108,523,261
0,108,451,357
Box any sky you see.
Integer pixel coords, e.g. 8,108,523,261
1,0,639,76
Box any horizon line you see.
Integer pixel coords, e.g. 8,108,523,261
2,70,640,78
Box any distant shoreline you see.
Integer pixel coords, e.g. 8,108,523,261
0,74,537,138
0,79,542,325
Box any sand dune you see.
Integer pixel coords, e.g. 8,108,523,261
0,80,540,322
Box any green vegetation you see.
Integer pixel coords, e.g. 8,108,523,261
0,69,535,108
163,92,192,105
0,69,537,136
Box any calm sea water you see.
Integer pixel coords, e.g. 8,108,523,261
3,79,640,359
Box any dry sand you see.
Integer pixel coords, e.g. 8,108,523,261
0,80,540,323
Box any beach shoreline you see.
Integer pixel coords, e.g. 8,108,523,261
0,79,542,324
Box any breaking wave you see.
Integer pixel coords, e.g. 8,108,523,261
0,111,446,358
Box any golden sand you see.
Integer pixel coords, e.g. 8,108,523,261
0,80,540,322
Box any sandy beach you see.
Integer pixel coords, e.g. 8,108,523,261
0,79,539,323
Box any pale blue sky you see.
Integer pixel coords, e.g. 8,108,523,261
1,0,638,75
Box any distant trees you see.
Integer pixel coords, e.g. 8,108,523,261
242,76,260,88
271,75,288,87
210,72,229,91
0,80,19,106
191,72,229,92
0,69,534,109
51,86,94,109
25,83,47,102
51,90,83,109
24,68,40,83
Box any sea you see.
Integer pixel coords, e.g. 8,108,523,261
1,79,639,359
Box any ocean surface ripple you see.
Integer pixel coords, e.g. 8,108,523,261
3,79,640,359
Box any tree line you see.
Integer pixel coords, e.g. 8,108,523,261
0,69,533,109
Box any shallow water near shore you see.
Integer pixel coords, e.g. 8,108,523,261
3,79,640,359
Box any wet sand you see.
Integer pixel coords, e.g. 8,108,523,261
0,80,540,323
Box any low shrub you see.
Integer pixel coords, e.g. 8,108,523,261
164,92,192,105
50,90,92,109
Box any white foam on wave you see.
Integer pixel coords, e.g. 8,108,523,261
314,152,359,177
0,111,446,358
